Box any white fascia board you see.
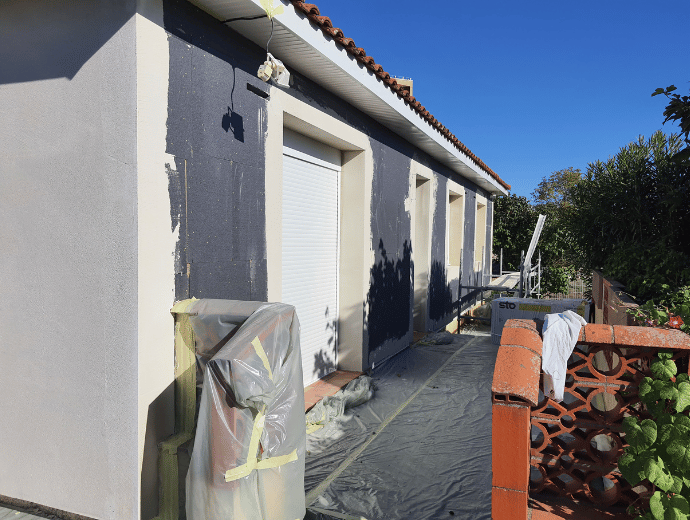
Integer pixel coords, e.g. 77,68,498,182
188,0,508,195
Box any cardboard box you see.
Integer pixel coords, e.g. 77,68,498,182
491,298,588,344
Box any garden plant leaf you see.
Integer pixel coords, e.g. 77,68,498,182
649,491,690,520
652,358,678,380
624,417,658,451
676,382,690,413
619,452,653,485
646,457,676,492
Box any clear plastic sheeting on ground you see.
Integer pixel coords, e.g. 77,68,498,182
304,328,498,520
304,507,369,520
306,376,374,434
185,300,306,520
413,331,455,345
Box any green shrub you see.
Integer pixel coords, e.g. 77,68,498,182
619,351,690,519
568,131,690,302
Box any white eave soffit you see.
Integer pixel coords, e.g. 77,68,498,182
187,0,508,195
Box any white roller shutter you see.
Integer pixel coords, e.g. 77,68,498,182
282,133,340,387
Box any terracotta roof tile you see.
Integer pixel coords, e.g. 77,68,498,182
325,27,343,38
315,15,332,27
298,3,320,15
288,0,510,191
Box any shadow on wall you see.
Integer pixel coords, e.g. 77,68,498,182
221,106,244,142
220,66,244,142
311,306,337,381
428,260,454,323
0,0,134,85
140,381,175,520
365,240,412,352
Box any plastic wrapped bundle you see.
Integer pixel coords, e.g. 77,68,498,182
186,300,306,520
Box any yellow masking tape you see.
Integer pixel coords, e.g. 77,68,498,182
251,336,274,381
255,449,298,469
154,297,199,520
225,406,298,482
306,422,324,435
225,408,266,482
170,297,197,315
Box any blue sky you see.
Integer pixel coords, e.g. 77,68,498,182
308,0,689,199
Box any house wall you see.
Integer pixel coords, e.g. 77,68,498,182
0,1,497,513
135,2,181,519
164,0,270,303
0,1,140,519
162,0,494,371
264,91,374,377
0,0,497,517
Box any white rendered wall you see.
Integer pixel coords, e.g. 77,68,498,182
135,1,179,518
0,1,139,518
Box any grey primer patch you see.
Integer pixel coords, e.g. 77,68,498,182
164,0,269,301
428,174,454,327
366,140,413,356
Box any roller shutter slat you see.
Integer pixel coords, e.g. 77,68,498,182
282,148,340,386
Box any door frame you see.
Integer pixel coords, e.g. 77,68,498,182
265,90,373,376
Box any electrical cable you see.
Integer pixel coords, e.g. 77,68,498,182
266,17,274,54
220,14,267,23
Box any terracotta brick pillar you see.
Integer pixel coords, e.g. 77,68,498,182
491,320,542,520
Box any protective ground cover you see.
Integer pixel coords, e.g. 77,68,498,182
304,330,498,520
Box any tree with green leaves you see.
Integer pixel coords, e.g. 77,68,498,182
530,168,583,295
653,84,690,163
493,193,536,273
494,168,584,296
531,166,583,207
567,131,689,301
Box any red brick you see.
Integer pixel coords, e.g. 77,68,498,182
503,318,539,334
529,494,630,519
613,326,690,350
583,324,614,345
492,486,528,520
492,345,541,405
500,327,543,356
492,403,531,491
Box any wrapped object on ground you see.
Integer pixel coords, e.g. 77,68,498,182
186,300,306,520
306,376,374,433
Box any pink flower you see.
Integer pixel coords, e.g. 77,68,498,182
646,319,656,327
669,315,684,329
